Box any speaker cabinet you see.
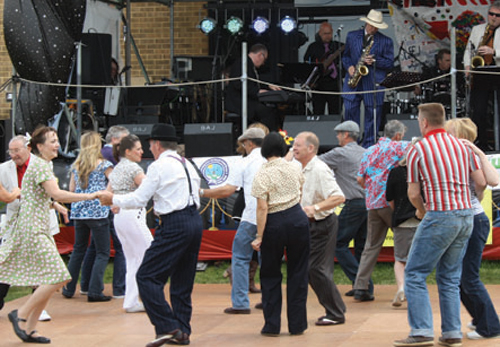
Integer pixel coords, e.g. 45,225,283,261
385,114,421,141
283,115,342,152
119,124,155,159
184,123,233,158
79,33,112,85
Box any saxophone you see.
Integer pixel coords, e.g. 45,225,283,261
348,37,374,88
471,24,491,69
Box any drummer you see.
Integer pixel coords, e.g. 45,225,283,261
414,48,451,102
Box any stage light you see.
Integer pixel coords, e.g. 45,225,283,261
280,16,297,34
199,17,217,35
225,16,244,35
252,16,269,35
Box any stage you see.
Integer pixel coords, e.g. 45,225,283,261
1,284,500,346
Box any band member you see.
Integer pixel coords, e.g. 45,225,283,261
342,9,393,148
464,0,500,151
303,22,343,115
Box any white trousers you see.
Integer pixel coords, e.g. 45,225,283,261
114,208,153,309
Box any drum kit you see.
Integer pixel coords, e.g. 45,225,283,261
384,72,466,117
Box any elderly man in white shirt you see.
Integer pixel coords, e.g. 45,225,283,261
99,124,202,347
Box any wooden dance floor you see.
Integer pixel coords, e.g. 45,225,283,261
1,284,500,346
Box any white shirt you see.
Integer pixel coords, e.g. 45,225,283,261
113,150,201,215
226,148,266,225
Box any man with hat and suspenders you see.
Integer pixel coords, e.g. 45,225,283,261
99,123,202,346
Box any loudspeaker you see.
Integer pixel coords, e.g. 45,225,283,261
385,114,421,141
184,123,233,158
283,115,342,152
172,55,221,81
0,119,12,163
79,33,112,85
119,124,155,159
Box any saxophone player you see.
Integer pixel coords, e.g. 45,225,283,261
342,9,393,148
464,0,500,151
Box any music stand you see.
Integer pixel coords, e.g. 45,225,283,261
278,63,317,85
380,71,423,91
473,66,500,150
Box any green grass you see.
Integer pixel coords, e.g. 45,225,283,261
6,259,500,303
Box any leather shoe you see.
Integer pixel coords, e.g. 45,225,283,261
315,316,345,326
345,289,355,297
25,330,51,344
88,295,112,302
223,307,250,314
254,302,263,309
146,329,182,347
8,309,28,341
166,331,190,345
354,289,374,302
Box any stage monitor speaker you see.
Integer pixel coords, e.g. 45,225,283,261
184,123,233,158
283,115,342,152
385,114,421,141
79,33,112,85
119,124,155,159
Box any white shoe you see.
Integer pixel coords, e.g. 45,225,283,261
467,321,476,330
80,290,88,295
392,289,405,307
113,295,125,299
125,303,145,313
466,331,500,340
38,310,51,322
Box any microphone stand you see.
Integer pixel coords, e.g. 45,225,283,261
399,41,430,71
372,58,378,145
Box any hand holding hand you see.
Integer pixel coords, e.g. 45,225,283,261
97,190,114,206
251,236,262,251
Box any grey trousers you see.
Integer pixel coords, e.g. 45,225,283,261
354,207,392,291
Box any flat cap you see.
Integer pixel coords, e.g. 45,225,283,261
334,120,360,133
238,128,266,142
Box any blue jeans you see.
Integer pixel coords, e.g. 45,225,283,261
80,213,126,296
64,218,110,298
460,212,500,337
405,209,473,339
335,199,373,293
231,221,257,309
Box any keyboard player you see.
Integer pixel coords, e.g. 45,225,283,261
225,43,281,132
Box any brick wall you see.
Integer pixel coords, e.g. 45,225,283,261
0,1,210,120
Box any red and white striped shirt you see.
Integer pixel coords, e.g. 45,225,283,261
407,129,480,211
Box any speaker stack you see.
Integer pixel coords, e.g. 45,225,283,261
184,123,233,158
283,115,342,153
385,114,421,140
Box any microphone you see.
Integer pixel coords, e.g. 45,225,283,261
336,25,344,35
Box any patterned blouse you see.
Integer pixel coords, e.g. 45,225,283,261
252,158,304,214
70,160,113,219
109,158,144,195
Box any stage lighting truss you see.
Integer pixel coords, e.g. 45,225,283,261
252,16,270,35
279,15,297,34
199,17,217,35
225,16,244,35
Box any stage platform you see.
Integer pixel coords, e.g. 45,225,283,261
1,284,500,346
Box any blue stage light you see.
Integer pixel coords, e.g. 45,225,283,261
252,16,269,35
280,16,297,34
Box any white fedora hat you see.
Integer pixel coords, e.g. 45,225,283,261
360,9,388,29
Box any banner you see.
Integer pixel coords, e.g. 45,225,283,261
388,0,492,71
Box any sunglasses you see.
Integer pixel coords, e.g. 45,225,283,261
489,11,500,18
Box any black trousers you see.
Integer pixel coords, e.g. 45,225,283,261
137,205,202,336
260,204,310,335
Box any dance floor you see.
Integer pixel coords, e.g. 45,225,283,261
1,284,500,346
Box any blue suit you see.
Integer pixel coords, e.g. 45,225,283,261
342,29,393,147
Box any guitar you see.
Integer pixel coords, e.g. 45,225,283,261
302,45,345,89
